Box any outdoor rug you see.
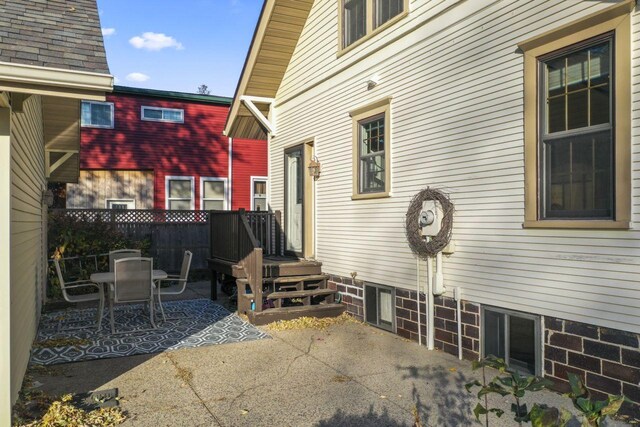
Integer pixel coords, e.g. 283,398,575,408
31,299,270,365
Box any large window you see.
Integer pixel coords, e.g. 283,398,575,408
340,0,407,50
351,98,391,199
165,176,194,210
482,307,541,376
540,37,613,219
200,178,227,210
81,101,114,128
251,177,268,211
519,1,632,229
141,106,184,123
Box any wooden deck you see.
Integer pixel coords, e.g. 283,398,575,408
207,255,322,279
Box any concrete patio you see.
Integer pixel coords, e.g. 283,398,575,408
24,282,591,426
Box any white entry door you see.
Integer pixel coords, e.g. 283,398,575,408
285,145,304,256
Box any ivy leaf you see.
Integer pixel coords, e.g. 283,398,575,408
473,403,488,421
600,395,624,416
465,380,482,393
488,408,505,418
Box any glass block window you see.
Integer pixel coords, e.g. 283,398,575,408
141,106,184,123
201,178,226,211
359,114,386,193
166,177,193,210
541,36,613,219
81,101,114,128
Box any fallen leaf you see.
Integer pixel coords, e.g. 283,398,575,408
380,395,387,399
240,409,249,415
449,367,457,373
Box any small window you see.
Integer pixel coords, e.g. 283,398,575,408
106,199,135,210
201,178,227,210
166,176,194,210
340,0,407,50
81,101,114,128
364,283,395,331
141,106,184,123
482,307,541,376
252,177,268,211
351,98,391,199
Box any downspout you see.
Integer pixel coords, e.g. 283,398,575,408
454,287,463,360
416,258,422,346
228,137,233,210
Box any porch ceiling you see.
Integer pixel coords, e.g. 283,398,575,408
224,0,314,140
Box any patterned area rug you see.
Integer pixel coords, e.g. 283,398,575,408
32,299,270,365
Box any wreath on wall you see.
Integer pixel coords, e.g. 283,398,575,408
405,187,455,259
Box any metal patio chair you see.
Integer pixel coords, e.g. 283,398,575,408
155,250,193,321
109,249,141,272
110,257,156,334
53,257,104,331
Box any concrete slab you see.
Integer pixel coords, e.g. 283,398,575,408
27,314,623,427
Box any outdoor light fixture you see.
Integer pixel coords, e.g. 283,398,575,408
308,156,321,181
42,188,54,208
367,75,380,90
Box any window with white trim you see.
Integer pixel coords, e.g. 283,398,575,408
166,177,194,210
141,106,184,123
81,101,114,128
482,307,541,376
364,283,395,332
340,0,407,49
251,177,267,211
106,199,135,210
201,178,227,210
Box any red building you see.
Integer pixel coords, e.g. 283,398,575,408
66,86,268,211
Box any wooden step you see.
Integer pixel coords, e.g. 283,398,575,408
267,288,336,300
268,274,328,284
247,303,346,325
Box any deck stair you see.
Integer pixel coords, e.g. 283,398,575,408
208,209,345,326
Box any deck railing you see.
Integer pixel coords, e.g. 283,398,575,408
209,209,275,312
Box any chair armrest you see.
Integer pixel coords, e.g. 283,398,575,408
64,281,104,295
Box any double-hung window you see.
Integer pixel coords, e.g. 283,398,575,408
81,101,114,128
351,98,391,199
201,178,227,210
141,106,184,123
166,176,194,210
340,0,407,50
520,1,632,229
251,177,268,211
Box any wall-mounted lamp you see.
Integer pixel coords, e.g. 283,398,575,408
366,75,380,90
42,188,54,208
308,156,321,181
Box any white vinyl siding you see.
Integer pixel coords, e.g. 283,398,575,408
269,0,640,333
8,95,46,405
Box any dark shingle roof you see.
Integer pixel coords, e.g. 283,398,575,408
0,0,110,74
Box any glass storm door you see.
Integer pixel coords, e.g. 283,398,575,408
285,145,304,256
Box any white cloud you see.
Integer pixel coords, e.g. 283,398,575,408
102,28,116,37
129,32,184,51
126,72,150,82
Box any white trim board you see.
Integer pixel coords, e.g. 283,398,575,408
165,176,195,210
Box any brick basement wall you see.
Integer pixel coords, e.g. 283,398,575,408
326,274,364,321
544,317,640,417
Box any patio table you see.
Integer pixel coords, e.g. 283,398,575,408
90,270,168,285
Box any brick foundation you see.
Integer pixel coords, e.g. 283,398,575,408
326,274,639,417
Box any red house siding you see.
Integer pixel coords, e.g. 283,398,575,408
80,90,266,210
231,138,268,210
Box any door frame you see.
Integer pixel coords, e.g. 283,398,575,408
283,140,315,259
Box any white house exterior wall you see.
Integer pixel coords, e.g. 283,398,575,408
267,0,640,334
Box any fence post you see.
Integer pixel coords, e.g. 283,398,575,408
275,210,282,256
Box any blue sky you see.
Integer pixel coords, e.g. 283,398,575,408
97,0,263,97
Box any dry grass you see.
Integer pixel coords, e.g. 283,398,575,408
331,375,352,383
14,394,126,427
33,338,91,349
267,312,360,331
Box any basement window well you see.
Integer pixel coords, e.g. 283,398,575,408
364,283,395,332
482,306,541,376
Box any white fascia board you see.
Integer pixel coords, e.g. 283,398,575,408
0,62,113,100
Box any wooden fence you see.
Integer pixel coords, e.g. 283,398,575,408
52,209,210,273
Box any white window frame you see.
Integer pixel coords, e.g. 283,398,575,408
81,101,114,128
250,176,268,211
141,106,184,123
105,199,135,210
364,282,396,333
200,177,228,211
481,306,542,376
165,176,195,210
